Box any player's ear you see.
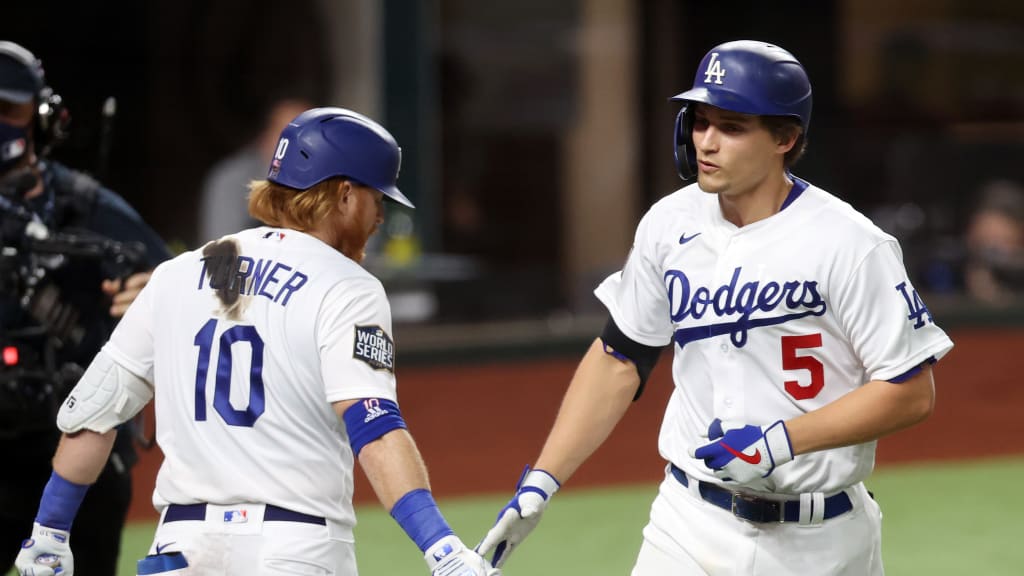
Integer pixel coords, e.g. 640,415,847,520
775,126,800,155
336,180,355,213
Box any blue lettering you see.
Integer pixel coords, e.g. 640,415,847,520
801,282,823,308
230,256,254,293
712,267,741,315
274,271,308,305
251,259,272,295
663,266,828,349
692,287,711,319
735,280,758,315
258,263,291,300
205,258,220,289
666,270,690,323
757,281,782,309
197,259,210,290
896,281,932,329
198,255,233,289
198,256,310,307
782,281,802,308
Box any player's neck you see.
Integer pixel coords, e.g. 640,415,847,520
718,175,793,228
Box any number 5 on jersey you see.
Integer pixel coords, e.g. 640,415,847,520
782,334,824,400
194,318,266,427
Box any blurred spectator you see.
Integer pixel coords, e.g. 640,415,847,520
196,98,311,244
0,39,171,576
963,179,1024,304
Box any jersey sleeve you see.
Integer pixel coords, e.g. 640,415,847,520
831,240,954,381
594,209,674,347
101,263,164,382
317,277,398,404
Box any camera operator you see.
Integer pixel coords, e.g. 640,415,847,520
0,40,171,575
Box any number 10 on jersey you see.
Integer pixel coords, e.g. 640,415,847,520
193,318,267,427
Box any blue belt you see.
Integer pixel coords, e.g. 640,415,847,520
164,503,326,526
670,464,852,523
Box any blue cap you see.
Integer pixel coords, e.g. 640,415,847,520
0,41,45,104
670,40,811,131
267,107,414,209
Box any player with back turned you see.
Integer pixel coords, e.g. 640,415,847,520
15,108,498,576
476,40,954,575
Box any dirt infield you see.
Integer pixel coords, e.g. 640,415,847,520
125,327,1022,521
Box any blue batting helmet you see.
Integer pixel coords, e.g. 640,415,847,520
669,40,812,180
267,107,414,208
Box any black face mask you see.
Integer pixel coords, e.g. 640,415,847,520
0,120,30,173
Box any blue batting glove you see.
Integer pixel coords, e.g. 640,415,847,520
475,465,559,568
690,420,793,483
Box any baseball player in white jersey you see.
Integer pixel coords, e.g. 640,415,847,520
475,41,954,575
15,108,498,576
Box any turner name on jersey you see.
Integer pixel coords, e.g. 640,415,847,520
198,252,309,307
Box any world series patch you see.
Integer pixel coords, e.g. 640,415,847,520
353,325,395,372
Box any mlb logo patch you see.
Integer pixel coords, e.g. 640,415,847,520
1,137,26,162
223,509,248,523
353,325,395,372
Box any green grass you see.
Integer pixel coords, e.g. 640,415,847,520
9,457,1020,576
865,457,1024,576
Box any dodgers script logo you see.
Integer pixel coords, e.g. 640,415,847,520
666,266,827,348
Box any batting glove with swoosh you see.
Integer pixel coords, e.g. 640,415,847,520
14,523,73,576
690,419,793,483
475,466,560,568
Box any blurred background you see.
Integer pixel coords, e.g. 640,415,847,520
4,0,1024,344
3,1,1024,573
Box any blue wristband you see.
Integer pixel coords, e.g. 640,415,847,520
343,398,407,456
390,488,454,552
36,471,91,531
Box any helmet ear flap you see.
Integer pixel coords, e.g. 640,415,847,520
673,104,697,181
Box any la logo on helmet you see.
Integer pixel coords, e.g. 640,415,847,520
703,53,726,85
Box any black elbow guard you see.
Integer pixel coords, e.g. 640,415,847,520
600,317,664,401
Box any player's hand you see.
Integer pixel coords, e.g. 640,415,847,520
690,419,793,483
697,418,772,490
425,535,500,576
14,522,73,576
475,466,559,568
101,271,152,317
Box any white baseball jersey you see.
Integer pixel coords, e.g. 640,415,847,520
596,177,954,494
102,227,399,532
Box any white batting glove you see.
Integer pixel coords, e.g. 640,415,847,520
425,535,500,576
475,466,560,568
14,523,73,576
690,419,794,483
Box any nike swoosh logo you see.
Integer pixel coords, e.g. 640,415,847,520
720,442,762,465
679,232,702,245
155,542,176,554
